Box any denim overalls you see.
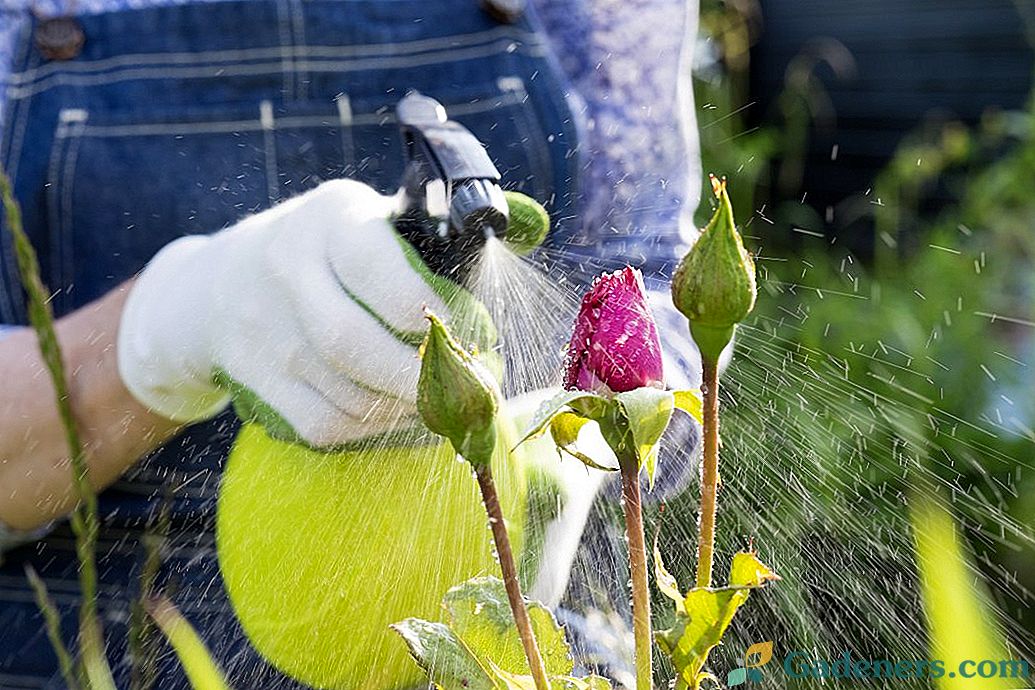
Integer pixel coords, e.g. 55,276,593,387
0,2,584,687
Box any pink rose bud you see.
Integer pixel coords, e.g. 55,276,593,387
564,267,664,394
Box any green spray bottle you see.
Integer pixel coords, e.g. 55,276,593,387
215,93,551,689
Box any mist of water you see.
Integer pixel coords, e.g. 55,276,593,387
457,233,1035,687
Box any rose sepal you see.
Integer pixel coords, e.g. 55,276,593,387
515,387,702,487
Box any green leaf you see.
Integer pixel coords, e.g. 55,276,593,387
672,389,704,425
614,388,674,485
653,543,685,614
729,551,781,588
614,388,674,451
656,588,750,690
391,618,497,690
549,413,618,472
493,667,612,689
641,444,660,490
514,390,608,448
146,597,231,690
443,578,574,677
394,577,612,690
548,411,590,448
655,552,778,690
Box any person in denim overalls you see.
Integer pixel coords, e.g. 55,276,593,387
0,0,700,686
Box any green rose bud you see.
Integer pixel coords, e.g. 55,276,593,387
671,176,757,363
417,311,500,466
502,191,550,255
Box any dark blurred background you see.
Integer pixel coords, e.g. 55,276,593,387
749,0,1034,256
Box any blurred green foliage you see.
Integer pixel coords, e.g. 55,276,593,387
658,0,1035,682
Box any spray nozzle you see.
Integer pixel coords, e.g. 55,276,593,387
395,92,509,282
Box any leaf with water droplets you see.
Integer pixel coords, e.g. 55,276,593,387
443,577,574,677
656,587,750,690
391,618,497,690
729,551,781,588
395,577,611,690
513,389,608,449
614,387,674,486
493,667,612,689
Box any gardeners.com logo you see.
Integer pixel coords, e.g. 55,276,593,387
727,642,1032,686
727,641,774,686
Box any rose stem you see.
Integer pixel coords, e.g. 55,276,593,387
619,453,652,690
474,465,550,690
696,356,721,588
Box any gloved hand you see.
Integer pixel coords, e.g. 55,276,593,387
118,179,492,448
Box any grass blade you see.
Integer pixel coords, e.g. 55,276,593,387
129,497,171,690
146,596,232,690
1,168,110,686
24,565,79,690
911,490,1015,690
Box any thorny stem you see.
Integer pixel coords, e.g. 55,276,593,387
1,171,109,686
620,453,652,690
696,358,720,588
475,465,550,690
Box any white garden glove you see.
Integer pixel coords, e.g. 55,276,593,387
118,179,493,447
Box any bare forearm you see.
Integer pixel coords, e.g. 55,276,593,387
0,282,182,531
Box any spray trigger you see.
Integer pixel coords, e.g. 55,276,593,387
394,92,509,281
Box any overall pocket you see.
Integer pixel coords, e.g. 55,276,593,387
44,101,271,312
44,78,561,312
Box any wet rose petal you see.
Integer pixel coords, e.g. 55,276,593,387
564,266,664,393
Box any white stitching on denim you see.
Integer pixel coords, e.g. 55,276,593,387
7,41,548,99
260,100,279,203
58,108,89,124
7,26,540,86
274,0,295,99
50,91,524,138
59,117,87,302
289,0,307,101
45,117,71,291
78,119,263,136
